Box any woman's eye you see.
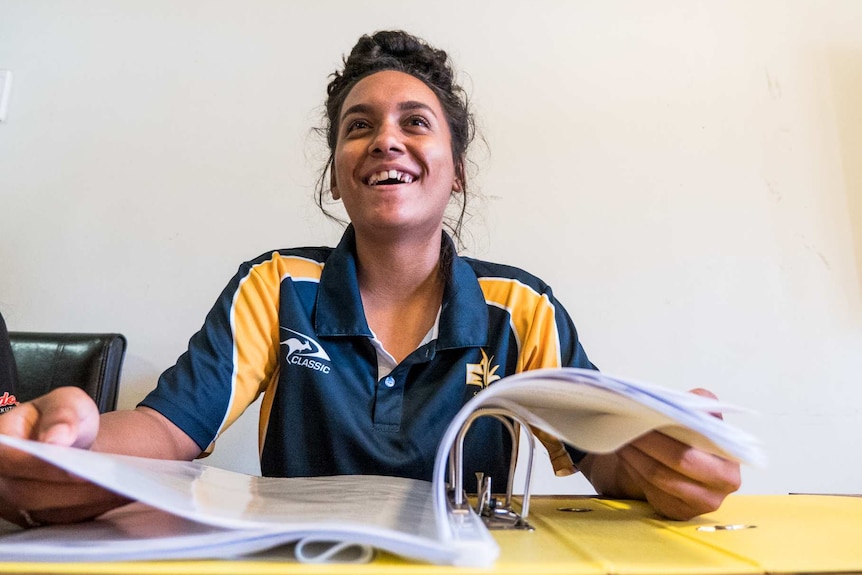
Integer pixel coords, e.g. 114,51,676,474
407,115,430,128
346,119,371,132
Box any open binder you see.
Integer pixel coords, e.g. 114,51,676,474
0,367,764,567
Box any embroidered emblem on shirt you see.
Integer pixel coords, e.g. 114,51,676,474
281,327,331,374
466,349,501,395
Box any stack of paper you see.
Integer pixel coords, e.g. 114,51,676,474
0,367,763,566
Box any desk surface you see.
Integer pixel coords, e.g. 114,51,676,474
0,494,859,574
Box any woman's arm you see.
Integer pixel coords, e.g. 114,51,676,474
0,387,200,527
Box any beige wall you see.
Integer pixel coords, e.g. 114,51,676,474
1,0,860,495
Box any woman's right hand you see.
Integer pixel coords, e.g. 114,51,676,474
0,387,130,528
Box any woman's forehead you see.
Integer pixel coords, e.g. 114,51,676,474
340,70,444,117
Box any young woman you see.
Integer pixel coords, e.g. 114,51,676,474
0,31,739,529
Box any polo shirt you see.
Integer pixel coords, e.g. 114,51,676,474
140,226,595,486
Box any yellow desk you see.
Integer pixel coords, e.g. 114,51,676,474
1,495,859,574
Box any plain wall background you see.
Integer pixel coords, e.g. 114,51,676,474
1,0,860,495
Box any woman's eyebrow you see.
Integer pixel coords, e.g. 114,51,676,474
340,103,372,122
398,100,436,116
340,100,438,123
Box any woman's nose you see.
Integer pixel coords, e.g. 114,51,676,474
369,122,404,155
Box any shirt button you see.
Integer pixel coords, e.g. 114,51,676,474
383,376,396,388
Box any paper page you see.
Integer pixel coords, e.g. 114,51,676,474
0,436,498,566
0,502,310,562
431,367,764,538
476,368,764,465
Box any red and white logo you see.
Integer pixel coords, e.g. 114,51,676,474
0,391,18,413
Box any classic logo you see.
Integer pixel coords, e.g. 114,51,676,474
465,349,501,396
281,327,332,374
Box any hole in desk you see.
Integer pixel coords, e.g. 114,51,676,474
697,524,756,532
557,507,593,513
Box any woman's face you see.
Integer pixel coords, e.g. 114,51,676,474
332,70,460,241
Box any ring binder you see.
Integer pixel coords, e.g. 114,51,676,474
0,367,764,567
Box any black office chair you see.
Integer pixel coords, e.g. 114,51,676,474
8,332,127,413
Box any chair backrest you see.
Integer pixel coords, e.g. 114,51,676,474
8,332,127,413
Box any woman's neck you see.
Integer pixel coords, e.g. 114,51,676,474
355,230,442,293
353,228,446,363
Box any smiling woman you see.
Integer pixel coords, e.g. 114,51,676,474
330,71,459,361
0,30,740,529
316,30,474,245
332,71,460,249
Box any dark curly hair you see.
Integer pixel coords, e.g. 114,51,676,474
315,30,476,243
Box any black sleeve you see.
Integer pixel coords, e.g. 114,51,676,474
0,312,19,398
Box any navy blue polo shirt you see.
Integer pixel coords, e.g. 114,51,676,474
141,227,595,485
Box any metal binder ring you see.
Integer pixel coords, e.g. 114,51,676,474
449,406,537,522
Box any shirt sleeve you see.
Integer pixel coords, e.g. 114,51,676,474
522,284,596,473
0,312,19,412
138,254,283,454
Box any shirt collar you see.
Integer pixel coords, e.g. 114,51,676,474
437,233,488,349
315,226,488,349
315,226,372,337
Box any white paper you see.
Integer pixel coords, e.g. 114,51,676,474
431,368,764,533
0,503,310,562
0,367,763,567
0,436,495,566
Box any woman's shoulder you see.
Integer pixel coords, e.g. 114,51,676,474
243,245,337,267
459,255,553,293
225,246,339,283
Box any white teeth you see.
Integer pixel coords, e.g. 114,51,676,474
366,170,414,185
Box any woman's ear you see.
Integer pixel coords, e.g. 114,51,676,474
330,172,340,200
453,160,465,193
